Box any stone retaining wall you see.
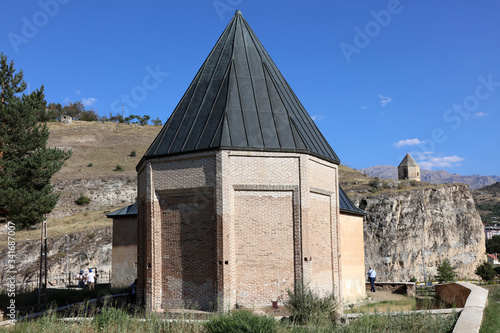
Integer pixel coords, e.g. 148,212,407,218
365,282,415,297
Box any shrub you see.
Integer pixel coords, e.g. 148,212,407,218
368,177,380,188
410,180,417,186
204,310,277,333
476,261,497,281
114,164,123,171
436,259,457,282
75,195,91,206
129,150,136,157
409,276,417,283
87,163,93,167
285,283,337,326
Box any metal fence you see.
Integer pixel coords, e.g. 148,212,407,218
1,271,111,294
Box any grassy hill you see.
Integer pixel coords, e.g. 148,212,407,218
47,121,162,181
473,182,500,223
0,121,162,248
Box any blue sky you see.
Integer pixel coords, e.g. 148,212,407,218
1,0,499,176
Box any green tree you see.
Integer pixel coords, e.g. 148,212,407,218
475,261,497,281
41,102,63,122
435,259,457,282
62,101,85,119
486,235,500,254
0,53,72,229
152,117,162,126
79,109,99,122
139,114,150,126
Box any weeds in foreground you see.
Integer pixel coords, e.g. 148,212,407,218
204,310,278,333
480,285,500,333
339,311,458,333
1,306,459,333
285,283,338,327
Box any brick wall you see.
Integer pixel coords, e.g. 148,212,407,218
160,191,216,310
339,212,367,303
234,191,294,307
137,150,347,311
309,192,334,296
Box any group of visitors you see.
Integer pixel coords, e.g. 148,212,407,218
76,268,98,290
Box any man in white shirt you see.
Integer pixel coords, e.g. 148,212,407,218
368,267,377,292
87,268,96,290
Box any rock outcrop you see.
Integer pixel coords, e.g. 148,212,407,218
50,176,136,218
0,227,112,289
355,184,486,281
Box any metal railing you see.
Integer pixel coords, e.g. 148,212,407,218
1,271,111,294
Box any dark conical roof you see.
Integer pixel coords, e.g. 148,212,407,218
139,11,339,168
398,153,419,167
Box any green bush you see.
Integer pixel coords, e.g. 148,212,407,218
204,310,278,333
410,180,417,186
285,283,337,326
476,261,497,281
114,164,124,171
75,195,91,206
87,163,93,167
129,150,136,157
436,259,457,282
368,177,380,188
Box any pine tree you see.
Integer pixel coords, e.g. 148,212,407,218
0,53,72,229
435,259,457,282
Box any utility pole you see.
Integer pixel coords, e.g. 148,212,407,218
38,219,48,305
65,234,69,286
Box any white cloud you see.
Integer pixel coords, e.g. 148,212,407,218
361,106,368,109
75,90,81,96
394,138,424,148
379,94,392,107
415,152,465,169
311,114,324,121
82,97,98,106
475,112,489,118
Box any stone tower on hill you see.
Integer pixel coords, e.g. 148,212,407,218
136,10,366,311
398,153,421,181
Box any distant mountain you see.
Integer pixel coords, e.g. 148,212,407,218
359,165,500,190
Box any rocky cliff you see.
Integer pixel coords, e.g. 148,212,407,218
354,183,486,281
0,227,112,290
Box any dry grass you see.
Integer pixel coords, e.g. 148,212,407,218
0,210,112,248
47,121,162,181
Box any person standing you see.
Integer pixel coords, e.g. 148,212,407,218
87,268,96,291
128,279,137,304
368,267,377,292
77,270,86,288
